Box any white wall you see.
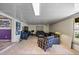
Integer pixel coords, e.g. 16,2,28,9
49,18,74,48
28,24,49,34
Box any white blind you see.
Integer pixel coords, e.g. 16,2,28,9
36,26,43,31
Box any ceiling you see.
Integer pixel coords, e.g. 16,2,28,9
0,3,77,24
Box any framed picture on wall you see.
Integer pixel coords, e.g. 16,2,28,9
0,19,11,27
0,15,11,27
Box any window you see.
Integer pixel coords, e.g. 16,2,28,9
73,18,79,43
36,26,43,31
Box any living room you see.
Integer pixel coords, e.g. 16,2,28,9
0,3,79,55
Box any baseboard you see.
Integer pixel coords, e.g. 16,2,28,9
0,40,11,41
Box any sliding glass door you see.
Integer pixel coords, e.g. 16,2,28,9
73,18,79,44
72,18,79,51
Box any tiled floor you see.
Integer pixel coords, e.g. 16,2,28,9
0,41,12,51
0,36,78,55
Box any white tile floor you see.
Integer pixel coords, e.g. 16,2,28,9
0,41,12,51
0,36,78,55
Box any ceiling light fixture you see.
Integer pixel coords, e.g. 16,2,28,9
32,3,40,16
